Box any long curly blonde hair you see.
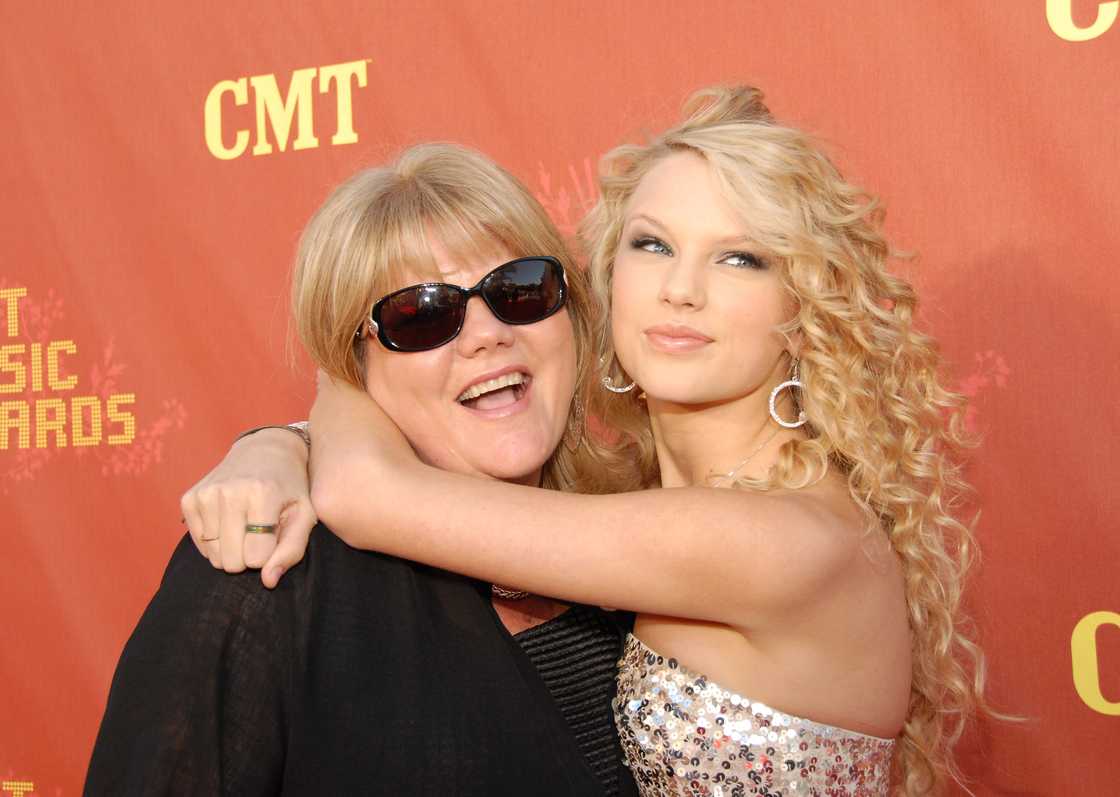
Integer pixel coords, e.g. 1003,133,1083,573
579,86,990,793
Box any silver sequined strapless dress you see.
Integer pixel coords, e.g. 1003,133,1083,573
614,634,894,796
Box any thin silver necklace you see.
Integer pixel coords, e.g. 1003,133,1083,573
710,425,783,486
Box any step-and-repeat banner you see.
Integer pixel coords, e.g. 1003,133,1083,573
1,2,1117,794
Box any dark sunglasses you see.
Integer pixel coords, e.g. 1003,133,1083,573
360,256,568,352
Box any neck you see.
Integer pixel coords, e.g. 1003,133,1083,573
648,376,802,489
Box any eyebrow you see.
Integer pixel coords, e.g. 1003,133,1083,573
626,212,755,247
627,213,670,233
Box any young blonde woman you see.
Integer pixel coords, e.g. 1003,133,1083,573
188,86,986,794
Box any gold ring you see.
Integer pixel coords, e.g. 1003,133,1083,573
245,523,278,535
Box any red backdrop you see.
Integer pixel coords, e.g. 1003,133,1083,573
2,2,1117,794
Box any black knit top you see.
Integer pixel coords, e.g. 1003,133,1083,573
515,605,637,797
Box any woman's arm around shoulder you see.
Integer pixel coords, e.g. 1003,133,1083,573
308,378,861,629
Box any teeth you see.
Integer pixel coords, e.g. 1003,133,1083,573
457,372,527,402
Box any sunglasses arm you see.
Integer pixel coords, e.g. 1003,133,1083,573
354,318,380,339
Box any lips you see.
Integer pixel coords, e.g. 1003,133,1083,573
455,365,533,415
456,371,528,403
643,324,713,352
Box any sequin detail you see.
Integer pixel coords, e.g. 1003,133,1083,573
613,635,894,796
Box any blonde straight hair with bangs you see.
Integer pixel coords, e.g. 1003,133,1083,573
581,87,994,793
291,142,603,492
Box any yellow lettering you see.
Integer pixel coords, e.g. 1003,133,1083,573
107,392,136,445
35,397,67,448
47,339,77,390
1072,610,1120,715
71,395,103,447
251,68,319,156
2,780,35,797
319,59,368,146
0,287,26,337
0,400,30,449
30,342,43,391
0,344,26,394
1047,0,1118,41
204,78,250,160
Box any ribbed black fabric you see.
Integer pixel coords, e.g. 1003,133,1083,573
514,605,637,797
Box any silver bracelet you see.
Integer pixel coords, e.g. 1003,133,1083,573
234,421,310,448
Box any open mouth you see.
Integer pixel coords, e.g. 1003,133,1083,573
456,371,531,411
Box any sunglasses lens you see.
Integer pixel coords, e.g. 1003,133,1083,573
379,286,464,351
485,258,564,323
371,258,565,352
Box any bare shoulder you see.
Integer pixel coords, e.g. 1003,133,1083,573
787,471,871,543
775,472,901,591
740,471,869,559
711,472,884,618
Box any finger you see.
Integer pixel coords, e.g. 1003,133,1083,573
243,486,281,569
261,500,316,589
217,487,247,573
180,494,207,560
195,487,223,568
244,527,279,569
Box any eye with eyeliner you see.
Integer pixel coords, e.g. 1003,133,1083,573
630,235,672,255
718,251,767,270
630,235,767,271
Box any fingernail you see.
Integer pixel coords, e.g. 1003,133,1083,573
268,566,285,584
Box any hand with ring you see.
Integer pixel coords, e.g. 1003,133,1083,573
180,427,317,588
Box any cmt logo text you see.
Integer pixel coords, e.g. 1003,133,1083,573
204,59,368,160
1047,0,1117,41
1072,611,1120,715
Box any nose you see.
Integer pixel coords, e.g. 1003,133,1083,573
658,253,707,310
454,295,516,357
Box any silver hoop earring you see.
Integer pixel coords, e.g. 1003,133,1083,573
602,375,636,394
599,355,636,394
769,359,807,429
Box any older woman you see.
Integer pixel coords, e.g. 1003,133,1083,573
188,86,989,795
85,144,636,795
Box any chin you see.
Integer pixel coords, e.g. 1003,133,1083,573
633,373,712,405
477,456,550,483
649,388,744,408
476,438,559,483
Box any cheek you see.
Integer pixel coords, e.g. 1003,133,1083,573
363,347,449,423
610,260,644,317
609,264,643,338
531,311,577,399
721,289,789,358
